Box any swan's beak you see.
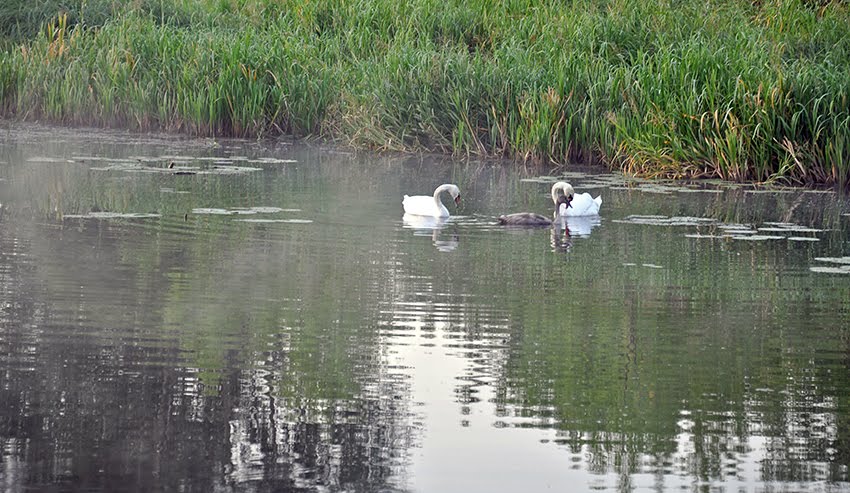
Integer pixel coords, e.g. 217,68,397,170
454,195,461,207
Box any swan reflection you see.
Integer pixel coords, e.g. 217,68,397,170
563,215,601,237
402,213,459,252
550,215,601,252
551,218,572,252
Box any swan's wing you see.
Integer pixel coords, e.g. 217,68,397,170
403,194,447,216
402,194,429,209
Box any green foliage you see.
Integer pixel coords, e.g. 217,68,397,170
2,0,850,185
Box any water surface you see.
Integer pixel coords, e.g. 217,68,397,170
1,123,849,492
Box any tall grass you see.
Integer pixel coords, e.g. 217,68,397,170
1,0,849,186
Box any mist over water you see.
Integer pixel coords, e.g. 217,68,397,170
1,123,849,492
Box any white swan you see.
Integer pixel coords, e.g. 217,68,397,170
402,184,461,218
551,181,602,217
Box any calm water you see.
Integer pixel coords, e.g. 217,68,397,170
1,123,849,492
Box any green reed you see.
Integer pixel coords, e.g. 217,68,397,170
1,0,849,186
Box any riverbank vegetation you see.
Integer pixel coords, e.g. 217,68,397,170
1,0,849,186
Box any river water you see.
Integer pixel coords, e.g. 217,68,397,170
1,123,849,492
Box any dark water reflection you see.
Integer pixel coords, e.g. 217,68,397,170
1,123,849,492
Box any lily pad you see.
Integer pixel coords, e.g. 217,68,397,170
810,266,850,274
191,208,232,215
160,188,190,194
814,257,850,265
154,155,197,161
787,237,819,242
246,157,297,164
72,156,138,163
638,186,675,195
614,215,717,227
26,157,74,164
759,227,822,233
576,182,613,189
730,235,785,241
192,206,297,215
675,188,724,194
91,162,260,175
63,212,160,219
234,218,313,224
520,176,561,183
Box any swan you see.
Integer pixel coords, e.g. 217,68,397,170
402,184,461,218
551,181,602,216
498,195,570,226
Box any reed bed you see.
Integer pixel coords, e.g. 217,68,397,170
1,0,849,186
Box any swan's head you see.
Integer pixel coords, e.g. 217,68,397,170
554,194,571,215
442,184,461,206
551,182,575,212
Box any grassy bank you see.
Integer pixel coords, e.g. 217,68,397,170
1,0,849,186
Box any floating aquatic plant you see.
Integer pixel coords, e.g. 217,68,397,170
26,157,74,164
63,212,160,219
729,235,786,241
91,162,261,175
191,206,295,215
814,257,850,265
810,257,850,274
787,237,819,242
614,215,717,227
810,266,850,274
234,218,313,223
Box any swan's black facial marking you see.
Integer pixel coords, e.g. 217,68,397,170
454,194,461,206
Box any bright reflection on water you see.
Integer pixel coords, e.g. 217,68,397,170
1,123,850,492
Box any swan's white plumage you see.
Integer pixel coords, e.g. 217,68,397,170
551,181,602,217
558,193,602,216
402,184,460,218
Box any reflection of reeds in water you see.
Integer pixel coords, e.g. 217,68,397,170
2,0,850,185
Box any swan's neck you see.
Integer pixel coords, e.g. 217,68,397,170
433,184,452,204
551,182,573,203
551,182,567,203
